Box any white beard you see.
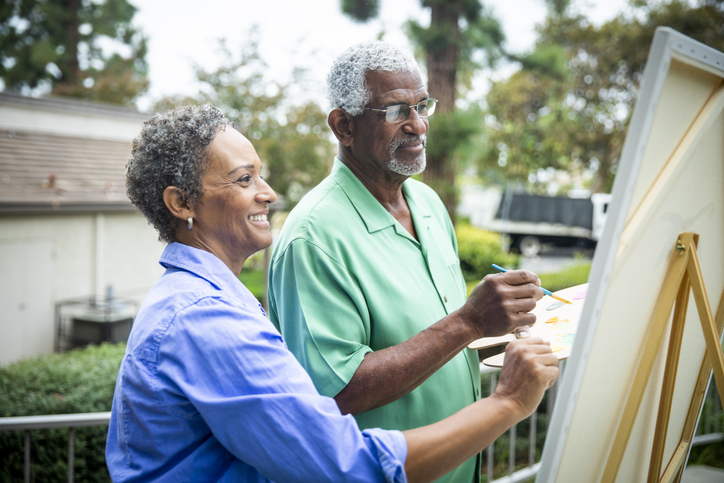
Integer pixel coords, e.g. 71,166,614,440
386,134,427,176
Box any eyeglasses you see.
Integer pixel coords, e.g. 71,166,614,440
365,98,437,123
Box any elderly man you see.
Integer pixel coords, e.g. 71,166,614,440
268,41,548,482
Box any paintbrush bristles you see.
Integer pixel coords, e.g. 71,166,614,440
550,293,573,304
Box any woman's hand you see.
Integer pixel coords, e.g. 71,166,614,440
494,337,560,418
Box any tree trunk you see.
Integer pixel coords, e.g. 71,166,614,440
423,2,459,223
58,0,81,91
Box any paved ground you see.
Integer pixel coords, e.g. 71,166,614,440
682,465,724,483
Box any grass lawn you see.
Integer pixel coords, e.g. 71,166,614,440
467,259,592,296
239,268,266,301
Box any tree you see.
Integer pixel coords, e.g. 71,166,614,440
0,0,148,105
154,36,335,210
481,0,724,193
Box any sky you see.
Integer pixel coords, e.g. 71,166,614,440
129,0,632,111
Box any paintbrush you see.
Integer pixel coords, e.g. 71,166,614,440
491,264,573,304
491,263,572,340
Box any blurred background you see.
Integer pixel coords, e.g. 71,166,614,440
1,1,723,481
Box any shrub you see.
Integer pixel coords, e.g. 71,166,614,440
456,224,520,283
0,343,125,482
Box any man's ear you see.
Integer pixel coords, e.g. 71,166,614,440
328,108,355,147
163,186,193,221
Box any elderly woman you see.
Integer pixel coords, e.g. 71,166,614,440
106,105,558,482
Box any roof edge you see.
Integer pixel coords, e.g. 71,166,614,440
0,201,137,215
0,91,152,121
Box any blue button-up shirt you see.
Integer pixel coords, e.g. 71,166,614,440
106,243,407,482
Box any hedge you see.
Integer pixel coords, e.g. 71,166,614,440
0,343,125,482
456,224,520,282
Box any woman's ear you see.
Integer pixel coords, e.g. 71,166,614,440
328,108,355,147
163,186,192,221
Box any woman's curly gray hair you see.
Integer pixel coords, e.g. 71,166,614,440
327,40,419,116
126,105,231,244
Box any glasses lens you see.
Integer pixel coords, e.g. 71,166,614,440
385,105,409,123
419,99,436,117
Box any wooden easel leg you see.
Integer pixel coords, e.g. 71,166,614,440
601,237,690,483
648,270,691,482
670,288,724,483
687,243,724,403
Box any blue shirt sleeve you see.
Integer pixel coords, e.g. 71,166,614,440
155,295,408,482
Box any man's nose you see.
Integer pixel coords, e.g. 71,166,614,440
402,106,428,134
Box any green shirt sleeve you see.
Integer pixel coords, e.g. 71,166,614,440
269,238,373,398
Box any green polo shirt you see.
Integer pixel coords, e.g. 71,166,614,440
268,158,480,482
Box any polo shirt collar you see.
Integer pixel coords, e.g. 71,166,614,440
331,157,432,234
159,242,245,296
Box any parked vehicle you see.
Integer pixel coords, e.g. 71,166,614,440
476,191,612,257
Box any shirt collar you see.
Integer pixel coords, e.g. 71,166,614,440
159,242,245,296
331,157,431,233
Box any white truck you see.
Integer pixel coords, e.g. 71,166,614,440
470,190,611,257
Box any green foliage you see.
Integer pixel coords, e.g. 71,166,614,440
239,267,266,301
154,33,334,209
480,0,724,194
423,109,482,209
405,1,506,96
689,442,724,470
0,0,148,105
0,343,126,482
456,224,519,282
544,0,571,17
513,44,568,81
426,109,480,162
341,0,380,22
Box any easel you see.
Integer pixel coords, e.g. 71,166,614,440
602,232,724,483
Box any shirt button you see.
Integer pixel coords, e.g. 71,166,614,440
444,296,448,303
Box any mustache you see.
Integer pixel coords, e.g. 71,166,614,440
389,134,427,151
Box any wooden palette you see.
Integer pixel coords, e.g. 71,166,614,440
468,283,588,368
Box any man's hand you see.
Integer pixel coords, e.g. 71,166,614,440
493,338,560,418
459,270,544,340
334,269,544,416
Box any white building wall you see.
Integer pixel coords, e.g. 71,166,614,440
103,214,166,300
0,239,53,366
0,212,165,365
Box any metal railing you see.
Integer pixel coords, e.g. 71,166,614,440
480,361,560,483
0,412,111,483
0,365,721,483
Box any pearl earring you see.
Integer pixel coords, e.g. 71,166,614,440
187,217,193,230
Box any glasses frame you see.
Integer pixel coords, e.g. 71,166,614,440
365,98,437,123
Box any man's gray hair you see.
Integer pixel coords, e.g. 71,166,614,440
126,105,231,244
327,40,420,116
